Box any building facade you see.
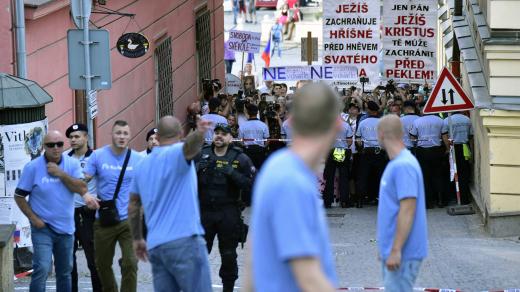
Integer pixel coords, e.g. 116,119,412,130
0,0,225,150
439,0,520,236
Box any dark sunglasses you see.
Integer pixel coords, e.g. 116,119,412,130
45,142,64,148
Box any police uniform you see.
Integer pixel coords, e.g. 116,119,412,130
401,113,420,151
195,145,254,292
355,114,387,207
442,113,473,204
323,119,353,208
238,118,269,169
65,123,102,292
410,114,446,208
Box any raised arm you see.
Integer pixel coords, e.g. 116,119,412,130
183,119,211,160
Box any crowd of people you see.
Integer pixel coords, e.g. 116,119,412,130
190,75,473,209
12,77,472,292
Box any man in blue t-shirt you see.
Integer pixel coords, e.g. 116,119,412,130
128,116,212,292
246,83,340,292
84,120,143,292
376,115,428,291
15,130,97,292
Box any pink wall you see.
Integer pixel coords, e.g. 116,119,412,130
0,0,14,74
0,0,224,151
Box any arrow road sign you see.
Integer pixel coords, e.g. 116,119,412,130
423,67,475,114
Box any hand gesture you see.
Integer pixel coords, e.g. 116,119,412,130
133,239,148,262
83,193,100,210
47,162,63,178
196,118,212,134
385,249,401,271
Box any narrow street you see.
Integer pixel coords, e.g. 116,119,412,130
15,206,520,291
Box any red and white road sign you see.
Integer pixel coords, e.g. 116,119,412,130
423,67,475,114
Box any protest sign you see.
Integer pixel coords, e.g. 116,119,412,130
227,30,262,53
263,65,358,81
323,0,381,88
382,0,437,82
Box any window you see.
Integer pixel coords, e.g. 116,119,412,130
196,10,211,85
155,37,174,120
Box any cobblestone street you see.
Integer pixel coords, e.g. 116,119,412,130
14,205,520,291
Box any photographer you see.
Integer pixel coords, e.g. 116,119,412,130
201,79,223,115
262,100,285,155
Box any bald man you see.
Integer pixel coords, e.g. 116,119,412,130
128,116,213,292
15,130,97,292
376,115,428,292
248,83,340,292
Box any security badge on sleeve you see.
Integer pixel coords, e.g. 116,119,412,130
332,148,346,163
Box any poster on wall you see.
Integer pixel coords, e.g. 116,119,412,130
323,0,381,89
0,119,48,247
382,0,437,83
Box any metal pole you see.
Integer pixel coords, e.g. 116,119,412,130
15,0,27,78
448,113,461,205
307,31,312,66
81,0,94,147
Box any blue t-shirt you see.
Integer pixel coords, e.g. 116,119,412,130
84,146,142,220
400,114,420,148
130,143,205,250
251,150,338,291
377,149,428,261
238,119,270,147
441,114,473,144
356,116,380,147
410,115,444,148
201,113,228,143
333,120,353,149
16,155,83,234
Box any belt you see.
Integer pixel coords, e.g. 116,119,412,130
362,147,383,155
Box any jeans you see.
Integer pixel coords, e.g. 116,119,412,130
225,60,235,74
148,235,212,292
30,225,74,292
382,260,422,292
93,220,137,292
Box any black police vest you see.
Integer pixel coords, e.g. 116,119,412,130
196,146,242,206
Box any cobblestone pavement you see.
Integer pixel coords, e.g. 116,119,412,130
14,205,520,291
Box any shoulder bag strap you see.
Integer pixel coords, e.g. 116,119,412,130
113,149,131,200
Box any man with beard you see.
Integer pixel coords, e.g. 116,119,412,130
84,120,143,292
195,123,255,292
65,123,102,292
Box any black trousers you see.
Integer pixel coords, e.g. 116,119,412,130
415,146,447,208
323,149,351,206
450,144,472,204
72,206,102,292
201,206,241,291
244,145,266,170
356,150,387,203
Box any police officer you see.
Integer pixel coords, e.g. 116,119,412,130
195,123,255,292
410,113,446,208
65,124,102,292
140,128,158,156
238,103,269,169
355,101,387,208
442,112,473,204
323,115,353,208
201,97,228,144
400,100,420,152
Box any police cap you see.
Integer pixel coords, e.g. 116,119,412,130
146,128,158,141
214,123,232,134
66,123,88,138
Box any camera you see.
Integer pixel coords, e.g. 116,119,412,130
263,102,280,120
202,79,222,96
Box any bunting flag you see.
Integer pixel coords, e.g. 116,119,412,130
262,32,272,68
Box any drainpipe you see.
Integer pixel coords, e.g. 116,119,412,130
15,0,27,78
